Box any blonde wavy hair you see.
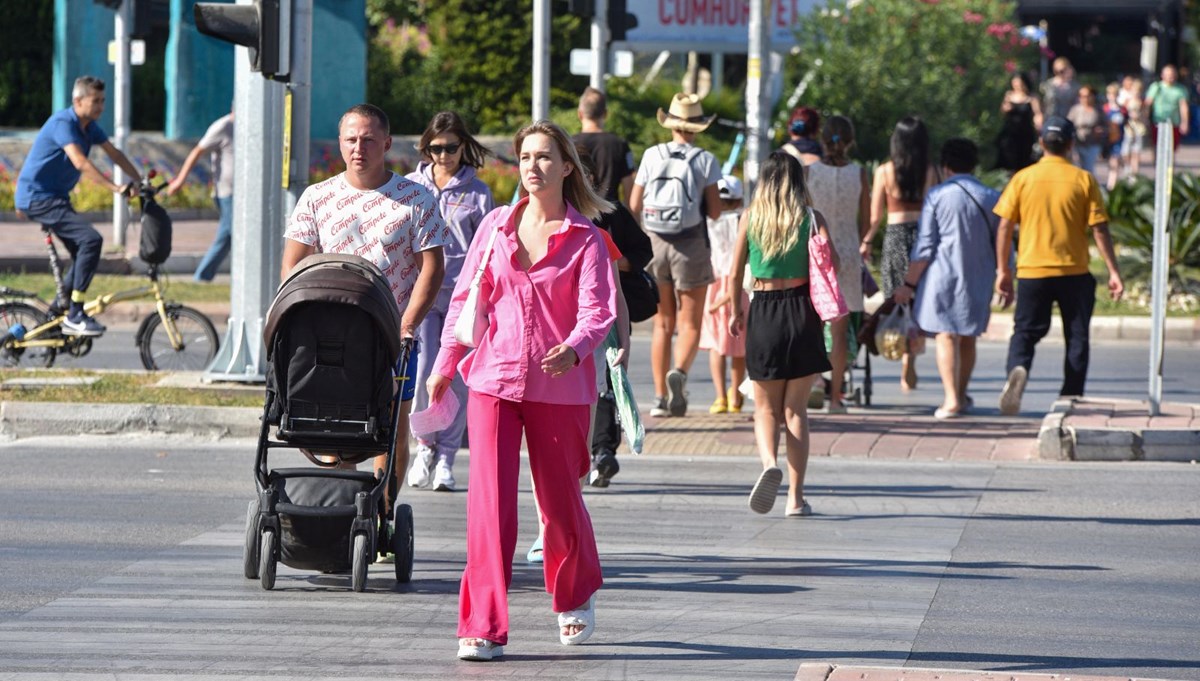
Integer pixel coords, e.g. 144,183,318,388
514,120,614,220
747,151,811,261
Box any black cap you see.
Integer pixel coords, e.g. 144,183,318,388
1042,116,1076,143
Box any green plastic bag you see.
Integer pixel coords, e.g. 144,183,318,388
606,346,644,454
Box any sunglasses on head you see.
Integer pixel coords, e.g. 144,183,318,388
428,142,462,156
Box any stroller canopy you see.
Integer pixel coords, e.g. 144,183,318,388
264,253,402,360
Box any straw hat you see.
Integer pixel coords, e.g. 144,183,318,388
656,93,716,133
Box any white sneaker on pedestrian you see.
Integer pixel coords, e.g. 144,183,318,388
649,397,670,418
406,445,435,488
999,366,1028,416
432,461,456,492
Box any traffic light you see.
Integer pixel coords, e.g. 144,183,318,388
565,0,594,14
194,0,291,80
608,0,638,42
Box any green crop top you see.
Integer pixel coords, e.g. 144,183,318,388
747,210,810,279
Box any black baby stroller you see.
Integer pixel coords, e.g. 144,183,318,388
243,253,414,592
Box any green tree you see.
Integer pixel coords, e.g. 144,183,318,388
786,0,1038,164
420,0,588,134
0,2,53,126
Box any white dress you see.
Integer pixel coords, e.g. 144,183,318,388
805,161,864,312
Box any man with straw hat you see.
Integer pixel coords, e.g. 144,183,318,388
630,93,723,418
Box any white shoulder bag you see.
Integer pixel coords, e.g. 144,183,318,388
453,224,501,348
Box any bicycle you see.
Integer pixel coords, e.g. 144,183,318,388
0,172,220,371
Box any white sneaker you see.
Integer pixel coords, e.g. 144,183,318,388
406,445,435,488
999,366,1028,416
649,396,670,418
432,461,456,492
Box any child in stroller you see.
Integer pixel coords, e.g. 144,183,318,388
243,253,416,592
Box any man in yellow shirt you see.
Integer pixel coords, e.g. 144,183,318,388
993,116,1124,415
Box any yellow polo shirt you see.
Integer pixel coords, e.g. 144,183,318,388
992,155,1108,279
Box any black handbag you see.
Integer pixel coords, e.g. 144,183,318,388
620,269,659,323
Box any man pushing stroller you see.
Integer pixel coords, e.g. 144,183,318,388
282,103,448,517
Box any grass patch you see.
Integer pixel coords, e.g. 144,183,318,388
0,369,263,408
0,273,230,304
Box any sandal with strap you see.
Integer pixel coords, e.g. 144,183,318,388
557,594,596,645
526,536,544,564
727,387,744,414
457,637,504,661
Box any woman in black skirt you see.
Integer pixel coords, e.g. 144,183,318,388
729,152,834,517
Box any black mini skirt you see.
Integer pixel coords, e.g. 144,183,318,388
745,285,832,381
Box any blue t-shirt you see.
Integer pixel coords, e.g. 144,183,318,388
15,107,108,210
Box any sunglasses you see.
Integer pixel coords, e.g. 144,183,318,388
427,142,462,156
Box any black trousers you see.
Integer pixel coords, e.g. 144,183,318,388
1006,273,1096,397
25,197,103,297
591,371,620,456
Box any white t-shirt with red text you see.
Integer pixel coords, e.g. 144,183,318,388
286,172,450,310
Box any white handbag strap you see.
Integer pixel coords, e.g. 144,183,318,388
470,224,501,288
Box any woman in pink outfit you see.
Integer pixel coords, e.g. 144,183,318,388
429,120,616,662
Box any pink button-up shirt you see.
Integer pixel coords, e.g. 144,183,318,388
433,198,616,406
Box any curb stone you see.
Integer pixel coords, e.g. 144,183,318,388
0,401,260,440
1037,397,1200,462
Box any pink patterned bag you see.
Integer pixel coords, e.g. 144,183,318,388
806,209,848,322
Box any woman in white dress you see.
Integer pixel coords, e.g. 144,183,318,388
804,115,868,413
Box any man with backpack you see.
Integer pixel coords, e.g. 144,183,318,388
629,93,723,418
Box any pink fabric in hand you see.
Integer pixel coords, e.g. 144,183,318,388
410,389,461,438
808,229,848,322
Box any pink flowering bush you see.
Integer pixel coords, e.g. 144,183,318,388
787,0,1038,163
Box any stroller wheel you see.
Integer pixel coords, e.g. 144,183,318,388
259,529,277,590
242,498,260,580
393,504,414,584
351,533,369,593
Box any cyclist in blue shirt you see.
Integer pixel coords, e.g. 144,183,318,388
15,75,142,336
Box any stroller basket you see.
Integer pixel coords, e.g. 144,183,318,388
272,468,375,572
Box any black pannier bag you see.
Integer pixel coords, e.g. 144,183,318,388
138,199,173,264
263,253,402,446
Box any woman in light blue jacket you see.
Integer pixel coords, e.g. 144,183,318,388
405,111,495,492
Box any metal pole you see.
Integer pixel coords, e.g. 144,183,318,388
111,0,132,249
711,51,723,94
744,0,771,199
1148,122,1174,415
532,0,550,120
284,0,311,219
590,0,608,91
204,35,286,383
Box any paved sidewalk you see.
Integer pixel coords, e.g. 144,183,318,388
641,408,1040,462
0,216,225,277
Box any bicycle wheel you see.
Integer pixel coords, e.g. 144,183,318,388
138,306,219,371
0,302,56,368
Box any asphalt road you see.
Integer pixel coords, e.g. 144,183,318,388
55,328,1200,416
0,437,1197,679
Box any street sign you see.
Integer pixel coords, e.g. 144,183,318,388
107,39,145,65
569,48,634,77
613,0,819,52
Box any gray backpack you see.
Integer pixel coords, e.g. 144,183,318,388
640,143,704,235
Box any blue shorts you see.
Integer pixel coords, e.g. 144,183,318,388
395,340,419,402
